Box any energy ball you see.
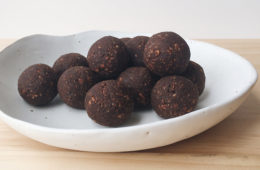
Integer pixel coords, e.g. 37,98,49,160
182,61,206,95
58,66,98,109
18,64,57,106
118,67,154,107
144,32,190,76
125,36,149,66
85,80,134,127
87,36,130,79
120,37,131,44
151,76,199,119
53,53,88,79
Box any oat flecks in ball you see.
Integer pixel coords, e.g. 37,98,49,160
18,64,57,106
118,67,154,107
53,53,88,79
144,32,190,76
120,37,131,44
125,36,149,66
151,76,199,119
58,66,98,109
87,36,129,79
182,61,206,95
85,80,134,127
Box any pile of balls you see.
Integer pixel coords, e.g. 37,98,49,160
18,32,205,127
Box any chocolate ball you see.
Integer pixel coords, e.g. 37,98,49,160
182,61,206,95
58,66,98,109
53,53,88,79
120,37,131,44
85,80,134,127
125,36,149,66
151,76,199,119
18,64,57,106
87,36,129,79
118,67,154,107
144,32,190,76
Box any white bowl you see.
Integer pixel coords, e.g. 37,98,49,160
0,31,257,152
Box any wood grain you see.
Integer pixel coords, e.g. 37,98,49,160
0,39,259,170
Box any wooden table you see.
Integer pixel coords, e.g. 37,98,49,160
0,39,259,170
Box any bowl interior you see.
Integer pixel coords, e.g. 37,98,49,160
0,31,256,129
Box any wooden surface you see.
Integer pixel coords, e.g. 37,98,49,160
0,39,259,170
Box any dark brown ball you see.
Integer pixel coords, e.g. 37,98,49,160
120,37,131,44
144,32,190,76
87,36,129,79
18,64,57,106
182,61,206,95
85,80,134,127
151,76,199,119
118,67,154,107
58,66,98,109
125,36,149,66
53,53,88,79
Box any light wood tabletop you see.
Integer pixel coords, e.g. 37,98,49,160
0,39,259,170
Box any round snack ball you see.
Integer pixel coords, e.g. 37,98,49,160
118,67,154,107
87,36,130,79
182,61,205,95
85,80,134,127
18,64,57,106
151,76,199,119
53,53,88,79
120,37,131,44
58,66,98,109
144,32,190,76
125,36,149,66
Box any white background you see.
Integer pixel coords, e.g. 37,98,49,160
0,0,259,39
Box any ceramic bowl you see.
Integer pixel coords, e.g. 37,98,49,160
0,31,257,152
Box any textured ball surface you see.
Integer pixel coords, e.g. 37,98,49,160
87,36,129,79
182,61,206,95
53,53,88,79
85,80,134,127
125,36,149,66
58,66,98,109
18,64,57,106
151,76,199,118
118,67,154,107
144,32,190,76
